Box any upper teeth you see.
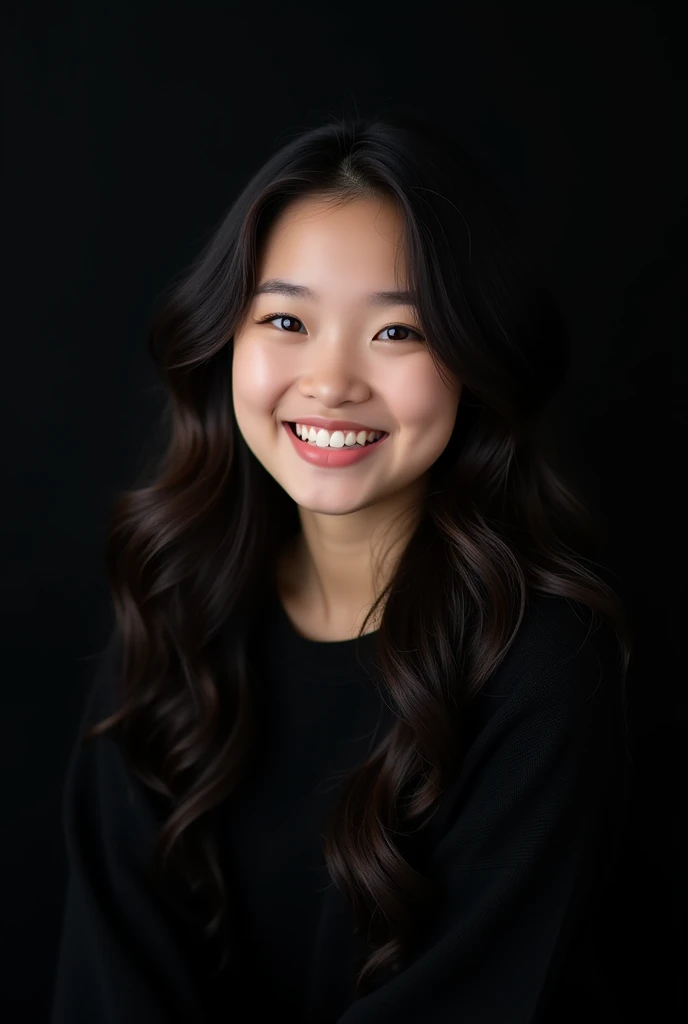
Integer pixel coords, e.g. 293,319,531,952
295,424,383,448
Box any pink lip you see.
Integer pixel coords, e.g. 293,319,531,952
282,421,388,468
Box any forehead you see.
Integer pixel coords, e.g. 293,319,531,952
257,195,408,289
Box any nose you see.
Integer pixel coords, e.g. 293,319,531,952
298,354,372,408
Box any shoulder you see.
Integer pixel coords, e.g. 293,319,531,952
455,594,629,800
477,593,623,714
453,592,626,764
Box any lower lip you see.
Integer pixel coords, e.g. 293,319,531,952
282,422,389,467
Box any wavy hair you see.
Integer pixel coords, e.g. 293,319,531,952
82,107,633,996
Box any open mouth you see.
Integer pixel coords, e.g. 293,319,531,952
287,423,387,448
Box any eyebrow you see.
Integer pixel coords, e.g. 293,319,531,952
252,278,418,308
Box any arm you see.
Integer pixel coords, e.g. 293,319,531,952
50,631,211,1024
337,614,630,1024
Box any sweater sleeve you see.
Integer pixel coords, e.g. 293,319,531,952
50,631,211,1024
336,611,631,1024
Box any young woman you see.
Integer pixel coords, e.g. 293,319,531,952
51,108,633,1024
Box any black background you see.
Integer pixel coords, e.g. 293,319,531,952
4,2,682,1020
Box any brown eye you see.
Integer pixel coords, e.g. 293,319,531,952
258,314,305,333
377,324,425,342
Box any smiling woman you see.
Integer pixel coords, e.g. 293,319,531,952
51,107,633,1024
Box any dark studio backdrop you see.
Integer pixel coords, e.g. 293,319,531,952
3,1,683,1020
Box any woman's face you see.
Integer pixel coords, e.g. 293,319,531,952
232,194,462,517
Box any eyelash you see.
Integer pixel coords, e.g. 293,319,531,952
253,312,425,343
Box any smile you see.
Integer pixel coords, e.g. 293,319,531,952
282,421,389,468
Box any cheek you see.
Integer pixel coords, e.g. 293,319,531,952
232,338,289,413
390,365,460,435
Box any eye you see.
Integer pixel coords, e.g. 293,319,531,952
254,313,306,333
376,324,425,343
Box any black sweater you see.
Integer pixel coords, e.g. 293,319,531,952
50,590,632,1023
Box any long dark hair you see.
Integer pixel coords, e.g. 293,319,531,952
83,107,633,996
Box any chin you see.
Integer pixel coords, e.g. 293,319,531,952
281,484,378,517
